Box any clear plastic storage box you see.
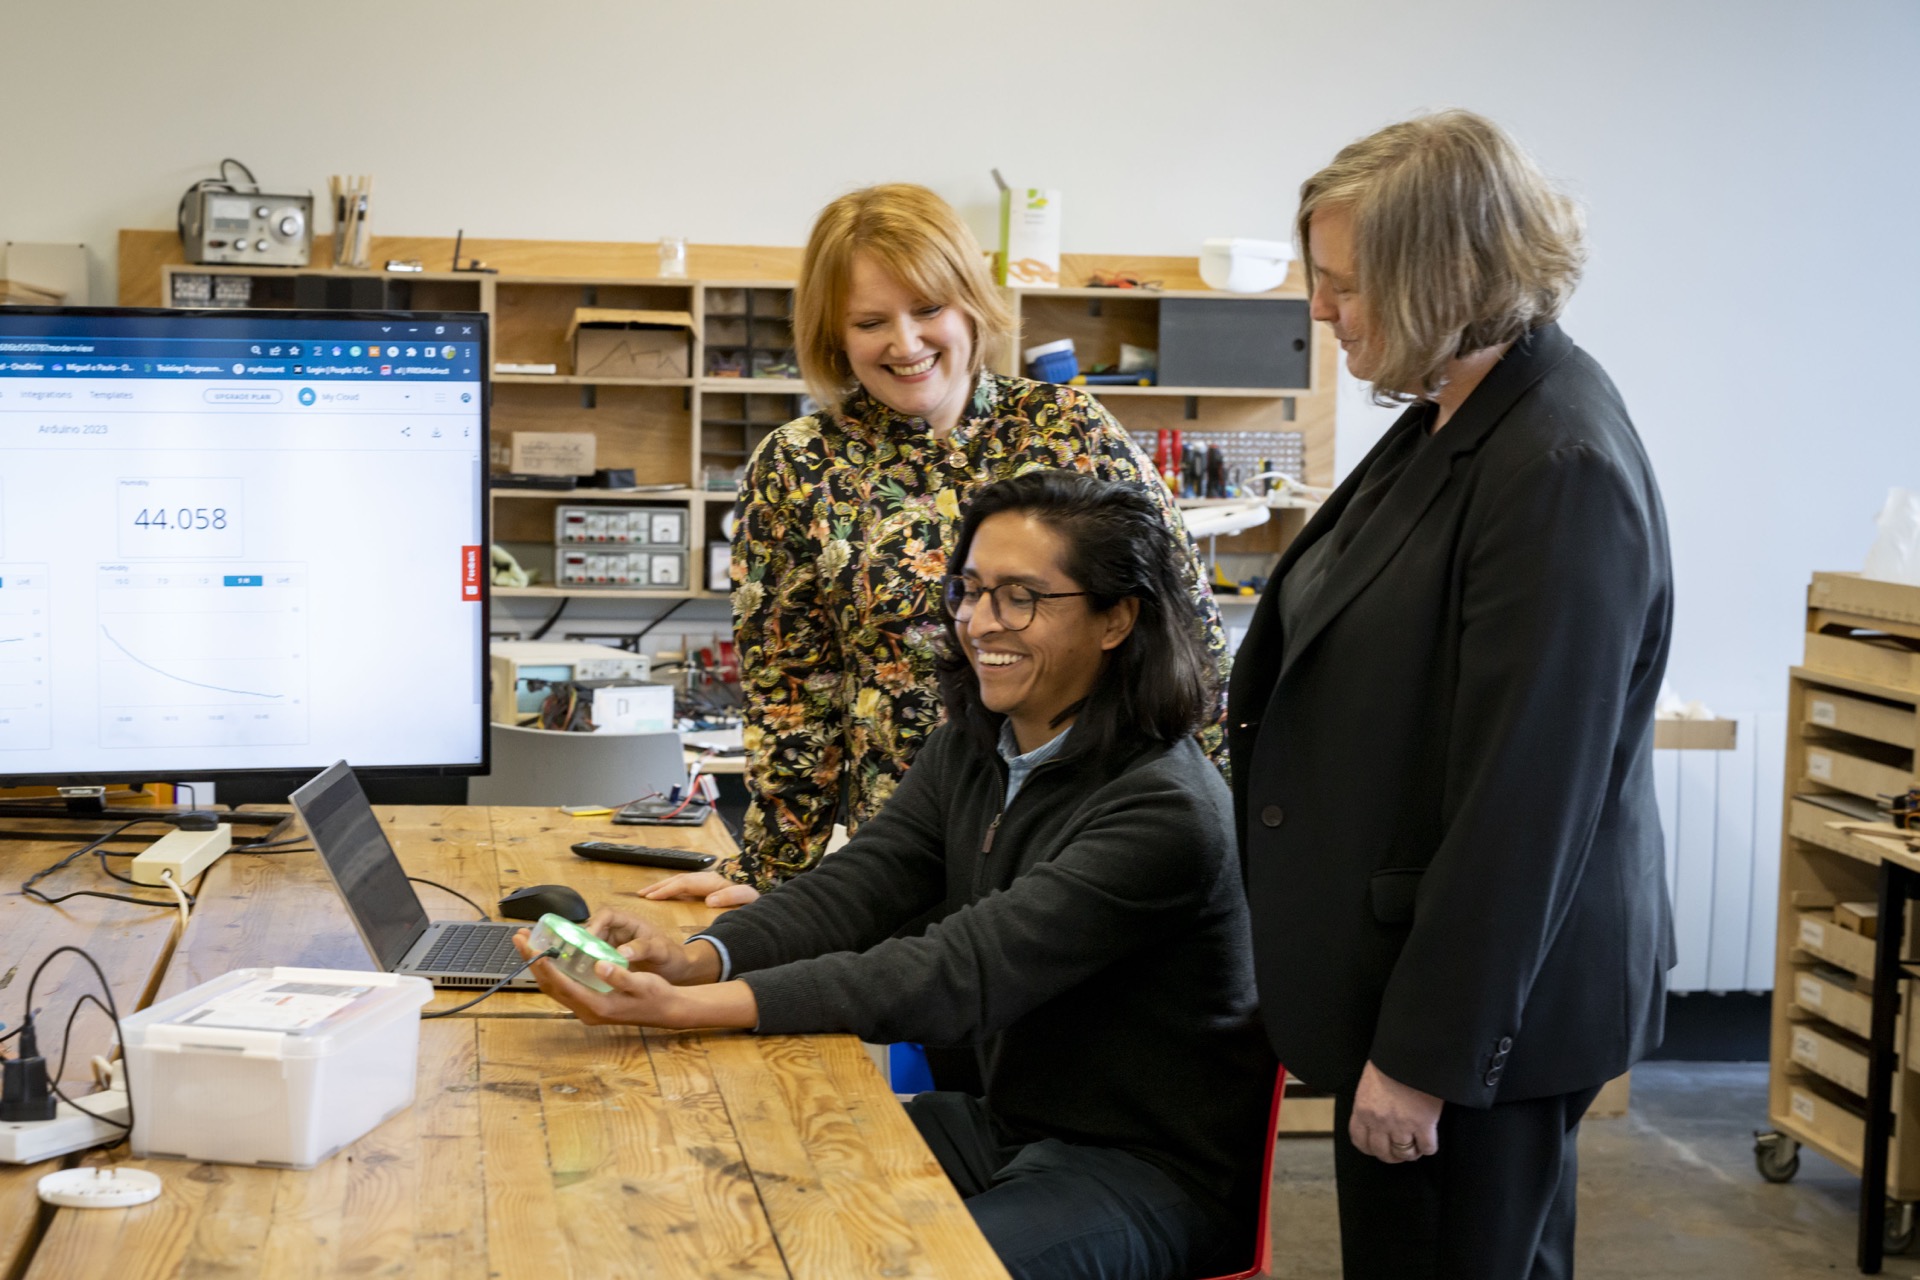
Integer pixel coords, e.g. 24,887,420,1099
119,966,432,1169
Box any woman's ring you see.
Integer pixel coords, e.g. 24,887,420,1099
1390,1138,1417,1151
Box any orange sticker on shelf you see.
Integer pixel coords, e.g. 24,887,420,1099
463,546,482,601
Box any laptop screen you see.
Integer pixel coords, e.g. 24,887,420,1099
290,761,430,969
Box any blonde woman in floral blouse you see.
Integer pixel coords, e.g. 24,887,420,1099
647,184,1227,901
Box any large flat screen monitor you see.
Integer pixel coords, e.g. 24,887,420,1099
0,306,489,785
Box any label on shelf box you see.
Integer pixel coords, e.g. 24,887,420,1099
1798,975,1825,1008
1794,1029,1821,1063
168,976,376,1034
1807,751,1833,781
1801,918,1827,951
1791,1090,1817,1123
1811,699,1838,727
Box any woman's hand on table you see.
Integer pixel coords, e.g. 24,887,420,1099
641,871,762,908
512,928,758,1030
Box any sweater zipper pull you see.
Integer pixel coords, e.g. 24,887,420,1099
982,812,1003,853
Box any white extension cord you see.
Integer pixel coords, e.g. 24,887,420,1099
129,824,230,888
0,1086,131,1164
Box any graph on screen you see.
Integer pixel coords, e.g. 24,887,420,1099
95,563,309,749
0,565,51,751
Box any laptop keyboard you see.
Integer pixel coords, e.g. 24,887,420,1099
419,923,521,975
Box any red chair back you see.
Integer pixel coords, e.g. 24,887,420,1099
1198,1066,1286,1280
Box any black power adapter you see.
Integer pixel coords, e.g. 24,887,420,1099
0,1020,56,1122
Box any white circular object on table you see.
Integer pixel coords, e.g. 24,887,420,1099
37,1167,163,1209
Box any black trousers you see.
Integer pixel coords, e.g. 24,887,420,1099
906,1091,1237,1280
1330,1083,1601,1279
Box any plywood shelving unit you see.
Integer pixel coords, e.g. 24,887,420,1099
131,231,1337,603
1759,572,1920,1246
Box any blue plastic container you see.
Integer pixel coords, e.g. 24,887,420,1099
1024,339,1078,384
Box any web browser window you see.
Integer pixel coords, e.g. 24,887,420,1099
0,308,488,782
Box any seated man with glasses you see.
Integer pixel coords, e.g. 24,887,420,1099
514,468,1275,1280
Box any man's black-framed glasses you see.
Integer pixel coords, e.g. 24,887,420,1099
941,575,1088,632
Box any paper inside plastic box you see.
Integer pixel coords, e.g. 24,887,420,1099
119,966,431,1169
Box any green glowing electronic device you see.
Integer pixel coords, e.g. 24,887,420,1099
528,913,627,993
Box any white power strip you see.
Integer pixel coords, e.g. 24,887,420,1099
0,1088,130,1164
129,825,230,887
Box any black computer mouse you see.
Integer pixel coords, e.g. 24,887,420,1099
498,884,591,924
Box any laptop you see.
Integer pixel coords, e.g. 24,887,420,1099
290,760,537,989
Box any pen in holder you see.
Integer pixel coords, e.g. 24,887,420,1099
329,174,373,268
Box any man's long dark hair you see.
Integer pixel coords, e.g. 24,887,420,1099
935,469,1214,769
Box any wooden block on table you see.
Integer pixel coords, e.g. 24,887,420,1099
1653,718,1738,750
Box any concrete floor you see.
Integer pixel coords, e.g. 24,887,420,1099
1266,1061,1920,1278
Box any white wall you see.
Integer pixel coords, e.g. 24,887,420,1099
5,0,1917,718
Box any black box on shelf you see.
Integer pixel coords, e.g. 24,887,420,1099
1158,298,1312,389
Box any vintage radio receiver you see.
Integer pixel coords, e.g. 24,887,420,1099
180,189,313,266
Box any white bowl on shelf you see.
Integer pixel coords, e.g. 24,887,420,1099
1199,238,1294,293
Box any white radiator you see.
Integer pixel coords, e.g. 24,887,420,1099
1656,710,1788,993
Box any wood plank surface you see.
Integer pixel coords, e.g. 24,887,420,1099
152,805,504,1014
705,1032,1010,1280
2,820,195,1068
149,804,728,1017
21,807,1005,1278
21,1021,481,1280
0,821,193,1280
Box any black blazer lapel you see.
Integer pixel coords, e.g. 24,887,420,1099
1272,324,1576,686
1230,428,1379,726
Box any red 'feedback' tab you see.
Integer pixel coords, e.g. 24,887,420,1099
462,545,482,601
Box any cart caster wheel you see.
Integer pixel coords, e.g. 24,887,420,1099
1754,1132,1800,1183
1887,1201,1917,1255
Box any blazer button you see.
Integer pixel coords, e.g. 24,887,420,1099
1484,1070,1500,1087
1499,1036,1513,1052
1261,805,1285,828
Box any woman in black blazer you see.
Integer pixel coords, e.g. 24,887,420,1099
1230,111,1674,1277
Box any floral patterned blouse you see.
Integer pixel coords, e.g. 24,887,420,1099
727,372,1228,890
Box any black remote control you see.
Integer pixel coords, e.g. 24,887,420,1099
570,842,717,871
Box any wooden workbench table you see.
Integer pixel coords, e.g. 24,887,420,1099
14,806,1007,1279
154,806,733,1015
1,817,201,1277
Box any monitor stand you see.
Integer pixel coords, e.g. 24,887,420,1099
0,787,290,843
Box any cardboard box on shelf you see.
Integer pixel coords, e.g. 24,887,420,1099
568,308,694,379
510,432,596,476
1835,901,1880,939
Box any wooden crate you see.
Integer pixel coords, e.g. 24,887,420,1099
1792,966,1875,1038
1795,908,1879,978
1792,1021,1873,1096
1805,737,1914,804
1770,577,1920,1203
1805,689,1917,750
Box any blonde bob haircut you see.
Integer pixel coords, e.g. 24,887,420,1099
1296,110,1586,403
793,184,1015,412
